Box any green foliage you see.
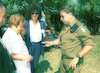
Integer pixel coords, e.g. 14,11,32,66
92,38,100,55
2,0,100,35
91,0,100,10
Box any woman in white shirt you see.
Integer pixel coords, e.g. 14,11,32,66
2,14,33,73
23,4,47,73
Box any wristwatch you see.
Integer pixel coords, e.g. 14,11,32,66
76,54,81,59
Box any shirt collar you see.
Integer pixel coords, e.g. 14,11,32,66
8,27,20,36
70,17,77,27
30,20,39,24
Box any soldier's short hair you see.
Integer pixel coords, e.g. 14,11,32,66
60,4,75,16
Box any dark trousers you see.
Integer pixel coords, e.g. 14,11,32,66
29,42,41,73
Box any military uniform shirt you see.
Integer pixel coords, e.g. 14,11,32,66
59,18,94,59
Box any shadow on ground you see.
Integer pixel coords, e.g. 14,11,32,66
36,60,53,73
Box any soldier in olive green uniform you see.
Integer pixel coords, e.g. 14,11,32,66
59,18,94,73
45,5,94,73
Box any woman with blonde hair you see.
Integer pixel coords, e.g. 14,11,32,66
2,14,33,73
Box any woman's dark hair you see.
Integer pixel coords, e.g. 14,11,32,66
26,3,42,20
60,4,75,16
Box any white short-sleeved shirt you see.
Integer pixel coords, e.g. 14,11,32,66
2,27,31,73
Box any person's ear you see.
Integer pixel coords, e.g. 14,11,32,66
69,12,73,16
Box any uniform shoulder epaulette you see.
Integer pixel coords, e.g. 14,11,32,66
76,21,81,26
70,24,79,33
70,20,82,33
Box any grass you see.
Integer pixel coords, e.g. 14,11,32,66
36,37,100,73
80,37,100,73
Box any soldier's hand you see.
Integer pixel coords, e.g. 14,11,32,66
69,57,79,70
45,30,51,35
44,41,52,47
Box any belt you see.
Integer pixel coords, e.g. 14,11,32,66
32,41,41,44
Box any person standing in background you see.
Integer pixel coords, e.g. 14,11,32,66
23,4,46,73
0,1,16,73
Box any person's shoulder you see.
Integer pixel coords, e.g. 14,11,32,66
24,20,29,24
0,41,3,47
39,20,45,26
0,42,4,52
70,24,79,33
61,25,67,31
70,18,81,33
39,20,45,23
75,23,91,36
23,20,29,27
79,23,90,33
76,19,88,32
2,28,15,41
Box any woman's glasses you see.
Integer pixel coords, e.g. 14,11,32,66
32,12,39,15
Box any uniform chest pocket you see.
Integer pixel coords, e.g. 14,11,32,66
64,33,77,41
60,31,77,42
70,33,78,41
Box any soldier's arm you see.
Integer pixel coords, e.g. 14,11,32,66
77,25,94,58
69,24,94,70
51,39,61,46
45,39,61,47
78,45,93,58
